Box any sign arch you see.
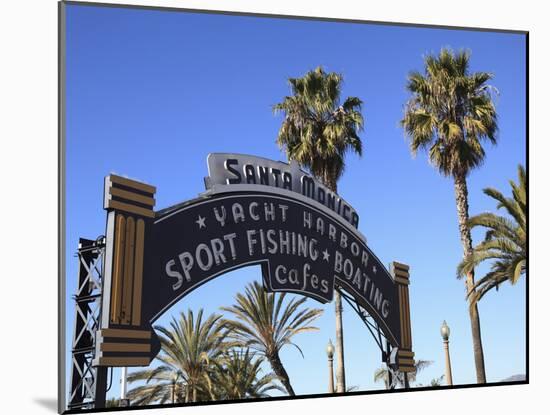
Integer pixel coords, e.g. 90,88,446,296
92,154,415,376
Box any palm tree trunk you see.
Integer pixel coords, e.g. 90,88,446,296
268,352,295,396
324,175,346,393
334,290,346,392
454,173,487,383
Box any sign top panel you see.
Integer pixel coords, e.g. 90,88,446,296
205,153,360,229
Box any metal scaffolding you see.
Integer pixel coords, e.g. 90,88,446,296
68,237,108,410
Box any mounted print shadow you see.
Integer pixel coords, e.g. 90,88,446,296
60,1,528,413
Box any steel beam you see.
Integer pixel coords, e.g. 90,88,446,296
68,238,107,410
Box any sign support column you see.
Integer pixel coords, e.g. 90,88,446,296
391,262,415,380
93,175,158,375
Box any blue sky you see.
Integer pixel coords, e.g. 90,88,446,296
64,3,526,402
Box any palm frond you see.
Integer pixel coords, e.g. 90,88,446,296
126,308,229,405
221,281,322,395
273,66,364,188
401,48,498,178
457,165,527,302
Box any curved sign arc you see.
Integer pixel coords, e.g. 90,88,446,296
94,160,414,373
141,188,401,346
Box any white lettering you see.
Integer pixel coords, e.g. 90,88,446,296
382,300,390,318
249,202,260,220
178,252,194,282
232,203,245,223
214,206,227,227
247,230,257,256
210,238,226,265
275,265,287,284
223,233,237,260
166,259,184,290
195,243,213,271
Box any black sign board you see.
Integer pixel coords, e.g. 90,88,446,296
141,189,400,346
95,155,412,369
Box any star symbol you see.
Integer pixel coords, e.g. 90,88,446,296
372,265,377,274
322,249,330,262
195,215,206,229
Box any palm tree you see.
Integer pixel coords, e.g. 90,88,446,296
126,309,230,405
273,66,364,392
401,48,498,383
126,368,186,405
373,367,390,390
220,281,323,396
373,359,433,389
457,165,526,303
208,349,285,399
430,375,445,387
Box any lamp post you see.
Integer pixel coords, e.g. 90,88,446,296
326,339,335,393
119,367,130,407
440,320,453,386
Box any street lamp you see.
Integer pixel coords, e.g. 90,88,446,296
326,339,335,393
440,320,453,386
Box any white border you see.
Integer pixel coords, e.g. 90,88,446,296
1,1,544,415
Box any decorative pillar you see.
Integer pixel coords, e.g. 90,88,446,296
391,262,415,380
93,174,157,368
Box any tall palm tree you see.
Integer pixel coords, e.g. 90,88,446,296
220,281,323,396
126,309,230,405
373,359,432,389
457,164,526,303
208,349,285,400
401,48,498,383
273,66,364,392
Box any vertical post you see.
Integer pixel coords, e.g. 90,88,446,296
68,238,105,410
94,367,108,408
391,262,416,378
58,2,67,410
121,367,128,401
334,290,346,392
385,339,394,389
403,372,410,389
443,339,453,385
440,320,453,386
326,339,335,393
68,241,95,408
328,356,335,393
